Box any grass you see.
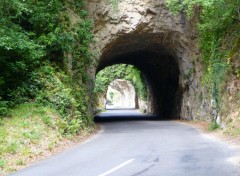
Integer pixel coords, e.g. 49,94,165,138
0,102,96,175
0,103,63,175
223,116,240,137
208,121,220,131
0,159,6,168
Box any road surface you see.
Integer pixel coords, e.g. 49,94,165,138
11,109,240,176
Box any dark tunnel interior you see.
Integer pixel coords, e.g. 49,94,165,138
96,34,182,120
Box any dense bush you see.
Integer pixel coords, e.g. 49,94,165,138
0,0,94,132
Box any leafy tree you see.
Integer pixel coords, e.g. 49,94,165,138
0,0,95,132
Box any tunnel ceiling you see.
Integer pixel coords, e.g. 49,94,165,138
97,33,179,72
96,33,182,119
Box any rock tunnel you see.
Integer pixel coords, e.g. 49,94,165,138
88,0,200,120
96,33,182,119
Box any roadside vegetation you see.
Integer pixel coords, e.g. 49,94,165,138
0,0,95,124
0,0,95,174
0,0,239,174
1,103,62,173
0,103,95,174
167,0,240,128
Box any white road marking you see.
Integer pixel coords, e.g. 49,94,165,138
98,159,135,176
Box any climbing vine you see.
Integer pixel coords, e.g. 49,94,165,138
166,0,240,119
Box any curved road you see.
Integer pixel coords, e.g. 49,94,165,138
11,110,239,176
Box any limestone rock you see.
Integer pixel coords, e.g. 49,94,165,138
87,0,205,120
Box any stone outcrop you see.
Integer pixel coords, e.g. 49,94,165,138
87,0,206,120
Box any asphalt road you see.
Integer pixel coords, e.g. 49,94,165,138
11,110,240,176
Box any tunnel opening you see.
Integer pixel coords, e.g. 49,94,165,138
106,79,137,109
94,64,149,113
96,33,182,120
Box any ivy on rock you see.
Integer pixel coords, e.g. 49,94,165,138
166,0,240,120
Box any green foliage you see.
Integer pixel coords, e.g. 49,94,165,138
0,0,62,99
7,142,19,154
41,115,55,128
17,63,94,134
94,64,148,101
0,0,95,134
125,67,148,101
0,159,6,168
224,117,240,136
67,119,82,135
22,130,41,141
35,65,75,116
0,0,94,96
0,102,94,175
208,121,220,131
0,3,95,173
167,0,240,119
0,100,9,117
0,103,64,173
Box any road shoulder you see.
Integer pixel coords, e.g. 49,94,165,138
178,120,240,169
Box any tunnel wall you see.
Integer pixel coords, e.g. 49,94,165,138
86,0,206,120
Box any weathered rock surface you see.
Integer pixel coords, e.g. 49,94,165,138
87,0,206,120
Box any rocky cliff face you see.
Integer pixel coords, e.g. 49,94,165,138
87,0,206,120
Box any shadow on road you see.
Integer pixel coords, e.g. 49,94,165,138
94,109,172,122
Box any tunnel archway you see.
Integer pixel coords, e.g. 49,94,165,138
96,33,182,120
